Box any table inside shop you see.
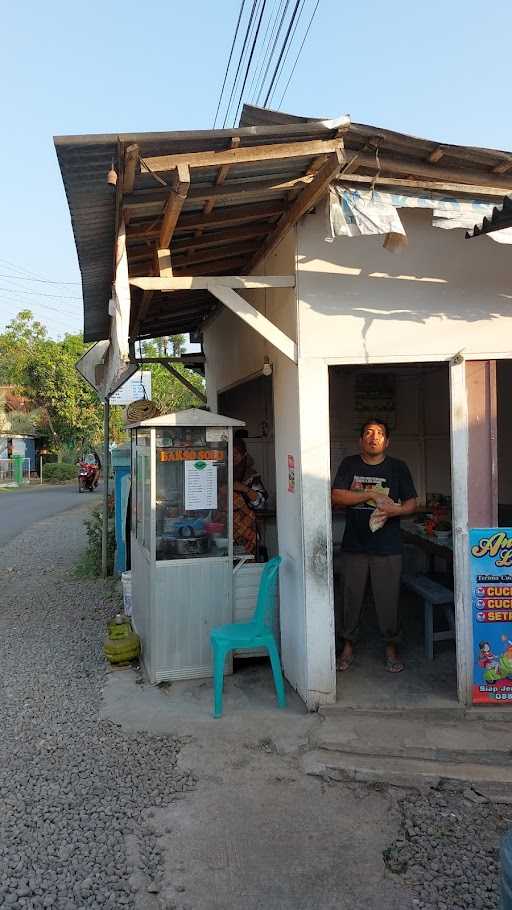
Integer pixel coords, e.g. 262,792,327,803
401,521,453,577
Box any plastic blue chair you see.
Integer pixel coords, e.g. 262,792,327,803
210,556,286,718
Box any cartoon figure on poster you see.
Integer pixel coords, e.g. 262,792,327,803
470,528,512,704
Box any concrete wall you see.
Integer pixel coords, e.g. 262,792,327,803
297,207,512,362
294,203,512,705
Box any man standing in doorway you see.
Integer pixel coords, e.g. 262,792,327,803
331,419,417,673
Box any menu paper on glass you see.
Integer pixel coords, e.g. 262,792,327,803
184,460,218,511
470,528,512,704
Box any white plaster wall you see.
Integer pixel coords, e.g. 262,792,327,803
297,207,512,362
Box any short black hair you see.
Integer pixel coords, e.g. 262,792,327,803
360,418,390,439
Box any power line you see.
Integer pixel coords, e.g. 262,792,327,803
0,272,80,287
263,0,302,106
251,0,286,103
0,283,82,303
246,0,279,101
276,0,320,107
212,0,247,128
267,0,307,106
221,0,260,128
232,0,269,127
255,0,291,105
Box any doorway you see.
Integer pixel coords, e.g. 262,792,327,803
329,362,458,708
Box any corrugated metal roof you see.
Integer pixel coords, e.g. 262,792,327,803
54,117,347,342
466,195,512,238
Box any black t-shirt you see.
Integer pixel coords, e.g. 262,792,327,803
333,454,417,555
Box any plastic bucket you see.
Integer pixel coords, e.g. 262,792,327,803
501,829,512,909
121,571,132,616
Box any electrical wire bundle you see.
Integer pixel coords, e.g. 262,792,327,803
212,0,320,129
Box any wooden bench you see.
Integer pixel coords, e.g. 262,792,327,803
401,574,455,660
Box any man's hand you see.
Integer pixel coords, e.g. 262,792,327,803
374,495,400,517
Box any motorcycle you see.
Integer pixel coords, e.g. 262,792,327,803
78,460,98,493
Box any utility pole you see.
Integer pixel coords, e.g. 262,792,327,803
101,396,110,578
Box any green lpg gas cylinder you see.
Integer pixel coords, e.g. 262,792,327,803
103,614,140,664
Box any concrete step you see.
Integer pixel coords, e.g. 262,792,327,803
303,748,512,793
313,708,512,767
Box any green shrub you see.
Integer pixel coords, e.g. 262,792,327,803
74,503,115,577
43,462,77,483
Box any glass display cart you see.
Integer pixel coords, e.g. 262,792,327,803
128,408,244,683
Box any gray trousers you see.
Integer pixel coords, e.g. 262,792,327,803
340,553,402,645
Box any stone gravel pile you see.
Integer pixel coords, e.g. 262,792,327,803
0,504,196,910
384,784,508,910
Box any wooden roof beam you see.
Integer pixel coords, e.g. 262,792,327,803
248,149,344,271
208,285,297,364
336,173,512,198
492,159,512,175
173,240,260,269
131,290,154,339
428,146,445,163
143,137,344,173
159,164,190,248
162,362,207,404
130,275,295,291
123,144,139,193
172,223,272,253
342,150,512,189
127,201,282,240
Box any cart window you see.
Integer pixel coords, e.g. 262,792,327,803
135,429,151,551
155,427,229,560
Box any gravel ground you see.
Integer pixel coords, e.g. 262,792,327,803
384,783,508,910
0,503,195,910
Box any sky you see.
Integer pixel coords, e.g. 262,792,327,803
0,0,510,339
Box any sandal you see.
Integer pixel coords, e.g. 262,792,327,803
385,658,404,673
336,654,354,672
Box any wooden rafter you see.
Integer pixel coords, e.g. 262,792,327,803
123,173,320,218
208,284,297,364
492,159,512,176
162,362,207,404
338,150,512,189
143,138,344,173
172,223,273,253
159,163,190,248
248,149,344,271
156,248,173,277
131,290,154,339
336,172,512,198
130,275,295,291
135,355,205,365
174,256,247,276
126,201,282,240
123,144,139,193
173,240,259,269
428,146,445,163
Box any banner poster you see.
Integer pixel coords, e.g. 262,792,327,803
470,528,512,705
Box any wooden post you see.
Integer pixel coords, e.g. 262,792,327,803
466,360,498,526
101,397,110,578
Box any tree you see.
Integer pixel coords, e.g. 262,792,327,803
0,312,206,459
140,340,205,412
0,310,47,384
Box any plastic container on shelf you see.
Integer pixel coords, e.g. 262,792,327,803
121,571,132,616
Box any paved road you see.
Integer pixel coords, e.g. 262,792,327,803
0,484,101,547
